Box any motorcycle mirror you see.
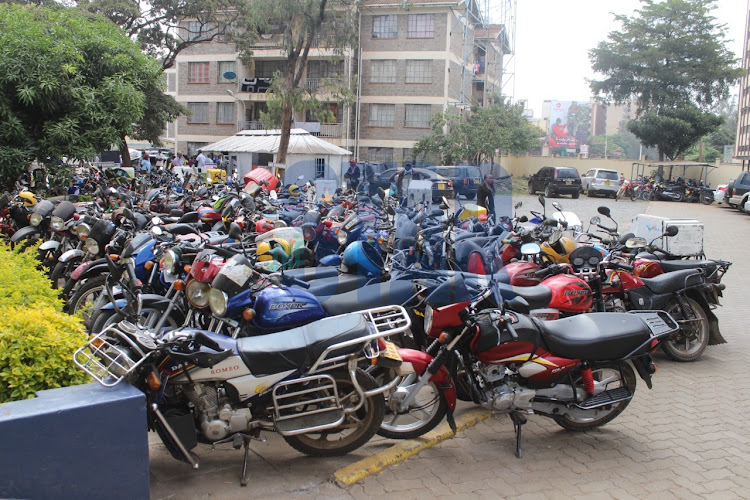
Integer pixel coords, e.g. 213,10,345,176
590,216,601,225
430,208,444,217
552,201,562,211
597,206,611,218
122,208,134,221
518,215,528,223
297,174,305,181
625,237,647,249
537,194,545,207
514,201,523,209
228,222,243,240
270,190,278,200
151,216,162,226
386,206,396,216
151,225,163,237
505,296,530,314
664,225,679,237
378,187,386,201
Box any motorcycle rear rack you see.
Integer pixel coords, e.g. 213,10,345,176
73,324,153,387
272,373,346,436
573,386,632,410
307,305,411,375
620,310,680,359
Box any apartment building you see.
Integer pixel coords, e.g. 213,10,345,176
165,0,510,168
735,2,750,168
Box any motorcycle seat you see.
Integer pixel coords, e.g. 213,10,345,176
237,313,370,376
510,285,553,310
539,312,652,361
305,274,368,297
285,265,340,281
656,260,718,276
320,280,415,316
639,269,704,295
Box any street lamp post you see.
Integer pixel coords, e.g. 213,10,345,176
226,89,246,131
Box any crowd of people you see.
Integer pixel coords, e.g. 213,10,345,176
137,150,233,176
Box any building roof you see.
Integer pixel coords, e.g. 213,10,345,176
202,129,352,156
361,0,463,7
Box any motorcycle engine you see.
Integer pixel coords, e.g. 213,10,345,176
182,383,252,441
478,366,535,412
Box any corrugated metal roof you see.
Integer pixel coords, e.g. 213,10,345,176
202,129,352,155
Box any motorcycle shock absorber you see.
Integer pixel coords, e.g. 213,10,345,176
581,361,595,394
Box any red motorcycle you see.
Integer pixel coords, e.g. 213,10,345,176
386,274,679,456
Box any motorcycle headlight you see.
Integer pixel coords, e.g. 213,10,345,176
85,238,100,255
337,229,348,246
424,305,434,335
303,225,316,242
76,223,91,239
51,216,65,231
208,288,228,317
186,280,210,308
30,213,43,226
164,250,178,275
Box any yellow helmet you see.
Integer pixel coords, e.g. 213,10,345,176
288,184,300,197
256,238,291,262
458,203,487,221
17,191,37,207
541,231,577,264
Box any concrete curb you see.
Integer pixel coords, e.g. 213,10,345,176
332,408,492,488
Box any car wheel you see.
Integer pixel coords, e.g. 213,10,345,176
528,182,536,195
544,185,553,197
572,190,580,199
587,189,595,198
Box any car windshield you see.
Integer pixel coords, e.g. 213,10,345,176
597,171,619,180
556,168,579,179
435,167,457,177
466,167,481,177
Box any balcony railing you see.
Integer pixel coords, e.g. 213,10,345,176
237,121,343,138
305,77,346,92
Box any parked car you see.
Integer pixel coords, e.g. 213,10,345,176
727,172,750,211
369,167,453,202
714,184,727,204
581,168,619,198
358,161,388,182
527,166,581,198
425,165,483,199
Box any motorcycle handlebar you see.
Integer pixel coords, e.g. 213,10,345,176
194,332,222,352
205,244,241,258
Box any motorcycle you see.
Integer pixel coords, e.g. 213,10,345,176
74,305,412,485
381,274,679,456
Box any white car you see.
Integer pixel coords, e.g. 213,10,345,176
581,168,620,198
714,184,727,204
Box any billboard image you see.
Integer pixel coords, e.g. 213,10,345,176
548,100,591,151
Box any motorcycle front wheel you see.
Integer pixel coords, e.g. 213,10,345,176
377,376,447,439
283,369,385,457
700,191,714,205
660,297,710,362
553,362,636,431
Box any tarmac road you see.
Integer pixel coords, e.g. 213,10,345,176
150,197,750,499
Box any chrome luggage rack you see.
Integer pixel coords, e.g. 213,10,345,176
73,323,154,387
307,305,411,375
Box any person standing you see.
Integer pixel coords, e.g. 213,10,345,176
476,173,495,220
195,150,207,172
140,153,152,174
172,152,183,167
345,159,360,190
396,162,414,204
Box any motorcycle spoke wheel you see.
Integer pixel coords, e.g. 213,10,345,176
282,369,384,457
553,362,635,431
660,297,710,362
378,379,447,439
67,275,106,324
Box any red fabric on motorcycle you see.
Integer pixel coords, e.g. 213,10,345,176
538,312,652,361
236,313,371,376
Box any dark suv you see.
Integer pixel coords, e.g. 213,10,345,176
528,166,581,198
426,165,483,199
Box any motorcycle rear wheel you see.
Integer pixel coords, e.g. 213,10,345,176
700,191,714,205
283,369,385,457
660,297,709,362
377,378,447,439
553,362,636,431
629,190,638,201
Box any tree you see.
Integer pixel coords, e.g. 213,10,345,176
411,98,543,166
234,0,357,165
588,0,742,160
0,5,166,186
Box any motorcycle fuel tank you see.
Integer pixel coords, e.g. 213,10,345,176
544,274,593,313
252,286,326,331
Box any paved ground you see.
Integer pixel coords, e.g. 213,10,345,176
150,196,750,499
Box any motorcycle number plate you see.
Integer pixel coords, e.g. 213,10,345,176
381,341,402,362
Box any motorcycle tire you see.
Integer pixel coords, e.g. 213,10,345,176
660,297,710,362
553,362,636,431
66,275,107,325
377,379,448,440
50,261,69,290
629,190,637,202
90,307,184,335
700,191,714,205
282,369,385,457
673,191,684,203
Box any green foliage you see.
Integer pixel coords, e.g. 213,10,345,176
589,0,742,113
627,105,723,160
0,242,88,403
0,5,167,187
411,98,544,164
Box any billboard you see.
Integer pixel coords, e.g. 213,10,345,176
547,100,591,151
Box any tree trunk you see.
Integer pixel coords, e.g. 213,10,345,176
276,101,294,166
119,139,132,167
698,137,704,162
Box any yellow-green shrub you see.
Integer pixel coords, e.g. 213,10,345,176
0,243,88,403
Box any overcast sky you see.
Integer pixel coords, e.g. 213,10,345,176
511,0,748,118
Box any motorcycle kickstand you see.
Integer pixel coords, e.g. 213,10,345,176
509,411,527,459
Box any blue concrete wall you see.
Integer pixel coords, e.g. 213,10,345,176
0,382,149,499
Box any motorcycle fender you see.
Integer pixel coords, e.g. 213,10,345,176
10,226,40,243
77,261,109,281
686,290,726,346
629,356,655,389
59,248,86,263
39,240,60,252
101,298,128,311
397,348,457,411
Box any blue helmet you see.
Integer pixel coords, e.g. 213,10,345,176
341,241,381,276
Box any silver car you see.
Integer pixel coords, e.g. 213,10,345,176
581,168,620,198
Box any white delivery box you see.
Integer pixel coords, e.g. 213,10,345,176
405,180,433,210
314,179,338,202
630,214,704,257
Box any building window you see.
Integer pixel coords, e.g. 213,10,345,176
405,104,431,128
370,60,396,83
187,102,209,123
218,61,236,83
188,21,214,41
372,15,397,39
187,142,209,156
368,147,393,163
188,62,210,84
216,102,235,124
256,60,284,78
167,73,176,92
407,14,434,38
315,158,325,179
369,104,395,127
405,60,432,84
